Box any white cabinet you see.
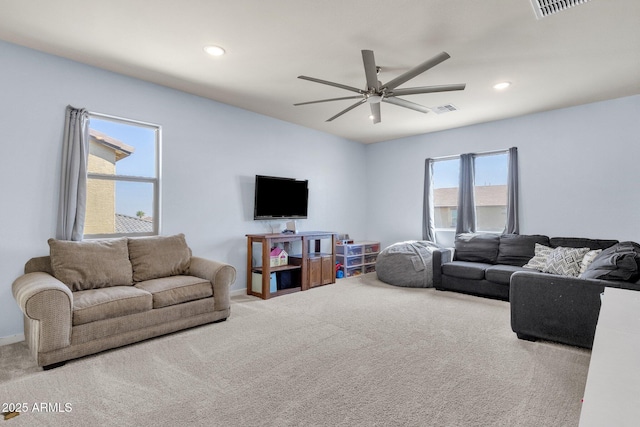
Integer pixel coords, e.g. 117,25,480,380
579,287,640,426
336,241,380,278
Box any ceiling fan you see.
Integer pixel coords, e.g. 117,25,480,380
294,50,466,124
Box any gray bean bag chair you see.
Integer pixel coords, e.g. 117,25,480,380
376,240,442,288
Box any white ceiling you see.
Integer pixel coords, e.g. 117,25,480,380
1,0,638,144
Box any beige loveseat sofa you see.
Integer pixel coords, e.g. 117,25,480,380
12,234,236,369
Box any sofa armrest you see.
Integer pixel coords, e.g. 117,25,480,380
509,270,640,348
189,257,236,311
12,272,73,353
432,248,452,288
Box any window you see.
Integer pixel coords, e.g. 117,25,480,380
432,151,508,232
432,158,459,229
474,153,508,232
84,114,160,238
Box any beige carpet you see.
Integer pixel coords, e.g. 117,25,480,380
0,273,590,426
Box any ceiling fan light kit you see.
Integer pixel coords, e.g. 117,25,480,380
295,50,466,124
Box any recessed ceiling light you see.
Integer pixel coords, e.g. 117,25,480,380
493,81,511,90
204,45,226,57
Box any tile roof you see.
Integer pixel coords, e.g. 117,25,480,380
115,213,153,233
89,129,135,161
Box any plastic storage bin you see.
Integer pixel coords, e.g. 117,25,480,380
336,244,363,256
336,241,381,278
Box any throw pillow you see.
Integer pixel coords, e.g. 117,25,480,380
542,246,590,277
128,233,192,282
522,243,554,271
579,249,602,275
48,237,133,291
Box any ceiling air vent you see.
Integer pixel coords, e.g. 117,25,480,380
431,104,458,115
530,0,592,19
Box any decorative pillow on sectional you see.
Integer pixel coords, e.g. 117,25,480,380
48,237,133,291
453,233,501,264
578,249,602,275
522,243,553,271
580,242,640,282
542,246,590,277
128,233,192,282
496,234,550,266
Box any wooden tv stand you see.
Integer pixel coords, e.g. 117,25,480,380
246,231,337,299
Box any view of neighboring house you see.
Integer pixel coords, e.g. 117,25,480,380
85,129,152,234
434,185,507,231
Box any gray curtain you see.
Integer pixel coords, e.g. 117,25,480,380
505,147,519,234
422,158,435,241
456,153,476,234
56,106,89,241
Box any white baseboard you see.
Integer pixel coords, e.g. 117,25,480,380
230,288,246,298
0,333,25,347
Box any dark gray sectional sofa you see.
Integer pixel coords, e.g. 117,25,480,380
433,233,640,348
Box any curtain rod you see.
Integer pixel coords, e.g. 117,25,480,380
431,148,511,161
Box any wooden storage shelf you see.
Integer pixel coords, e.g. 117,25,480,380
252,264,301,273
246,231,337,299
290,252,334,288
270,286,302,297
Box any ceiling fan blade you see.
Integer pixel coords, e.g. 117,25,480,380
362,50,380,91
298,76,363,94
382,97,430,114
369,102,381,124
294,95,364,106
383,51,451,91
326,98,367,122
390,83,466,97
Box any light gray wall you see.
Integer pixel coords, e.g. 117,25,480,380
0,41,367,341
366,94,640,251
3,38,638,343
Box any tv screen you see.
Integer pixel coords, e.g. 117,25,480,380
254,175,309,220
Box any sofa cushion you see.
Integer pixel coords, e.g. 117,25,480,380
542,246,590,277
135,275,213,309
453,233,501,264
581,242,640,282
128,234,192,282
522,243,554,271
549,237,618,250
442,261,490,280
497,234,550,266
485,265,528,285
48,237,133,291
73,286,152,326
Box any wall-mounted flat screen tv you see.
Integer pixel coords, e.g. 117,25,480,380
254,175,309,220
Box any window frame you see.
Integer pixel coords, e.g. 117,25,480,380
473,151,509,233
84,112,162,239
432,149,509,233
431,157,460,230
